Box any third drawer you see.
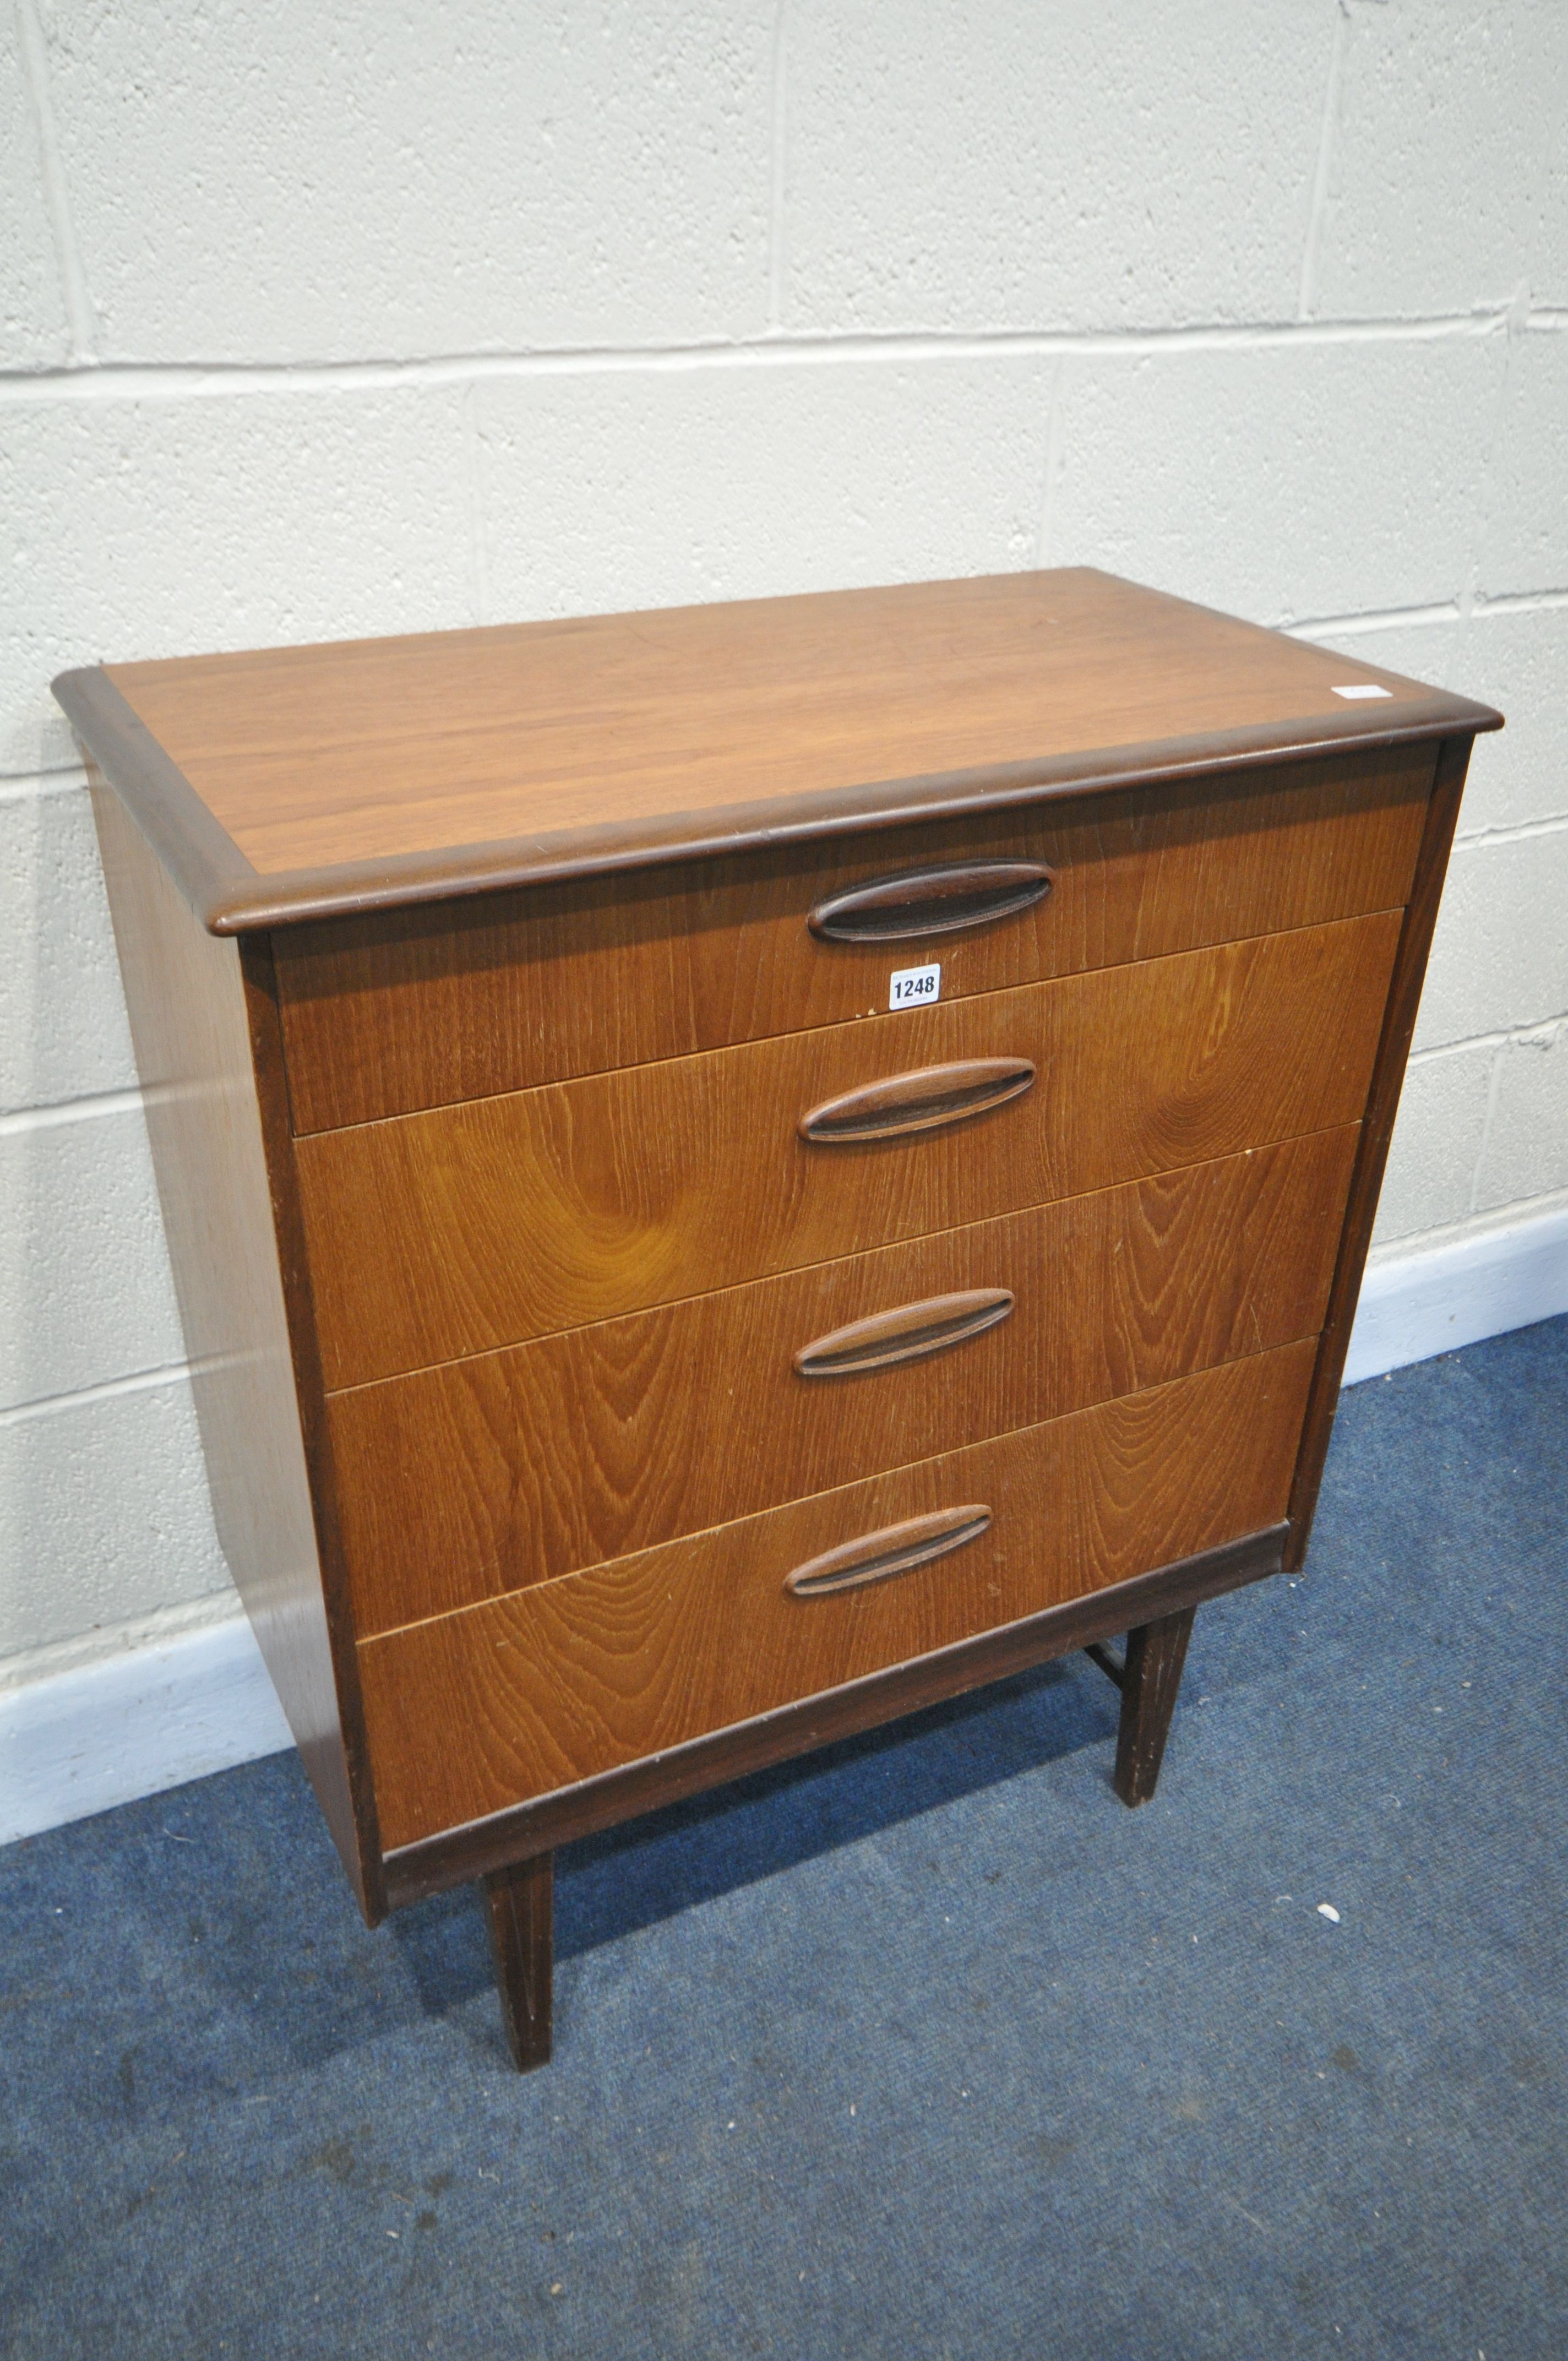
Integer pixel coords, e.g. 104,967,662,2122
357,1337,1320,1852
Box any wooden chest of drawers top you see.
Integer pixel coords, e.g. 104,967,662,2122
56,566,1495,940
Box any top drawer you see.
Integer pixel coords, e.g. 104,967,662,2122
273,744,1432,1132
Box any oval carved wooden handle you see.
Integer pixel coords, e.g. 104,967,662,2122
799,1057,1035,1144
785,1504,993,1599
807,859,1053,944
793,1288,1014,1379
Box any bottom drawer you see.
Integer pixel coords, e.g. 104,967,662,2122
360,1337,1317,1851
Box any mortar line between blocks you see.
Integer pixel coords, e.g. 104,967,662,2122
0,767,89,804
1293,589,1568,635
1473,586,1568,616
1033,358,1065,568
1455,813,1568,851
0,1086,149,1139
1469,1048,1509,1216
1367,1182,1568,1269
1289,601,1463,638
459,379,487,627
1297,0,1349,322
0,309,1525,405
14,0,97,362
766,0,790,332
0,1358,201,1430
0,1592,247,1697
1409,1015,1566,1070
1463,289,1528,623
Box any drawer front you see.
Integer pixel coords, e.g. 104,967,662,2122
274,745,1431,1131
358,1338,1317,1849
333,1126,1356,1635
298,912,1400,1388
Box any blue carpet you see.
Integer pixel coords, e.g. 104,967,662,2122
2,1317,1565,2359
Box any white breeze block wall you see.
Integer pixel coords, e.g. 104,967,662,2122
2,0,1565,1704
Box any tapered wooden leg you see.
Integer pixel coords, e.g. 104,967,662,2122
1113,1606,1196,1808
481,1852,553,2071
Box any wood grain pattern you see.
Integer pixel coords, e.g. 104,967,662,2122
85,775,381,1912
329,1127,1357,1635
298,914,1398,1389
380,1523,1289,1903
358,1340,1317,1850
73,571,1494,935
1283,735,1476,1570
273,747,1432,1131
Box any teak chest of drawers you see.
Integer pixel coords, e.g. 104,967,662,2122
57,569,1501,2069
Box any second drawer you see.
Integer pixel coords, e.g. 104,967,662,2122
330,1124,1355,1636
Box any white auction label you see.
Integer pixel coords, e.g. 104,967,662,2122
889,961,941,1010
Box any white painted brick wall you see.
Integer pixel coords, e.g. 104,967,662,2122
42,0,777,362
1316,0,1568,317
1479,328,1568,594
1046,339,1504,618
473,359,1050,615
0,1380,230,1668
2,0,1565,1696
780,0,1335,331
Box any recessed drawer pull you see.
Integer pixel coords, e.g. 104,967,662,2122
785,1504,993,1598
799,1057,1035,1143
793,1288,1015,1379
807,859,1054,944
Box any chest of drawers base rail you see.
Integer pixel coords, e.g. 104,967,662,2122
56,568,1500,2072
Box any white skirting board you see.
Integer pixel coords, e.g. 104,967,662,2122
1341,1202,1568,1384
4,1201,1566,1849
1,1615,291,1847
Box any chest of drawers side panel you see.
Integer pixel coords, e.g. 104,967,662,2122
86,776,384,1916
273,746,1433,1133
296,912,1401,1388
1284,732,1477,1569
358,1340,1316,1850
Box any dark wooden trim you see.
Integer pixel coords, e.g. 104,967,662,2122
785,1504,993,1599
1112,1606,1197,1806
481,1853,553,2072
55,662,1499,940
793,1288,1015,1379
379,1521,1288,1909
1084,1640,1125,1690
239,936,388,1923
52,666,258,927
198,706,1501,934
1282,733,1474,1571
799,1057,1036,1143
807,857,1055,943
